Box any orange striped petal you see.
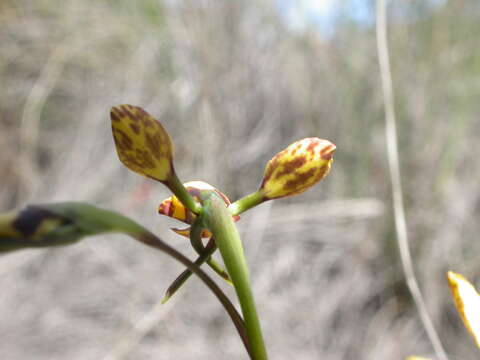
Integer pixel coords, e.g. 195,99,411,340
260,138,336,199
111,105,174,183
158,181,239,238
447,271,480,348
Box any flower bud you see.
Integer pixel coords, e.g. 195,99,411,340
111,105,174,184
447,271,480,348
260,137,336,199
158,181,239,238
0,203,116,252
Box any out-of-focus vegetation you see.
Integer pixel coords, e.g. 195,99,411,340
1,0,480,359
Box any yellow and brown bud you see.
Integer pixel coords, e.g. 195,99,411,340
111,105,174,184
0,203,111,252
158,181,239,238
259,137,336,200
447,271,480,348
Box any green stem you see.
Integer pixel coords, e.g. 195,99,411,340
35,203,252,358
167,173,203,215
202,194,268,360
118,220,255,358
161,237,218,303
229,191,265,216
190,219,232,283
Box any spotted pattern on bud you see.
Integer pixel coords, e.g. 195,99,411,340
0,203,114,252
111,105,174,183
0,207,71,251
158,181,239,238
260,138,336,199
447,271,480,348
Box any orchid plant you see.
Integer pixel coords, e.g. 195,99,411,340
0,104,335,359
1,105,477,359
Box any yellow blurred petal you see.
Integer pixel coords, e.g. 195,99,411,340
260,138,336,199
111,105,174,183
405,357,432,360
447,271,480,348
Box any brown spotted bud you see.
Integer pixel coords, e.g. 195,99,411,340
0,203,118,252
447,271,480,348
158,181,239,238
260,138,335,200
111,105,174,184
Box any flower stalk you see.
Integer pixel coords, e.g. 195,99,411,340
0,202,253,358
202,193,268,360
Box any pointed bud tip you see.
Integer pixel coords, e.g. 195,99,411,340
320,142,336,161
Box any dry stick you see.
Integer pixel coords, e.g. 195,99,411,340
20,46,67,200
101,299,176,360
375,1,449,360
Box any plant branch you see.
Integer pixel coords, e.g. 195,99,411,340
202,193,268,360
166,173,203,215
375,1,448,359
0,202,252,358
104,210,253,359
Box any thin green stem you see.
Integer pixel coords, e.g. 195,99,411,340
190,219,232,283
115,216,254,358
162,237,221,303
38,203,252,358
202,194,268,360
166,173,203,215
229,191,265,216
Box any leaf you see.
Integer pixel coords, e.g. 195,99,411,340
447,271,480,348
111,105,174,183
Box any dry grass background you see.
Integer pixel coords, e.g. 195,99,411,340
1,0,480,359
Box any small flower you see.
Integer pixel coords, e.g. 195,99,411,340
447,271,480,348
111,105,174,184
259,137,336,200
158,181,239,238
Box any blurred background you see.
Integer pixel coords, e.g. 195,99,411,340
1,0,479,359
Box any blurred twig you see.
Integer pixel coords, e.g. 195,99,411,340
101,299,175,360
375,1,449,360
19,45,68,200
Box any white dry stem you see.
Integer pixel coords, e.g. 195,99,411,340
101,299,175,360
19,46,68,200
375,1,449,360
